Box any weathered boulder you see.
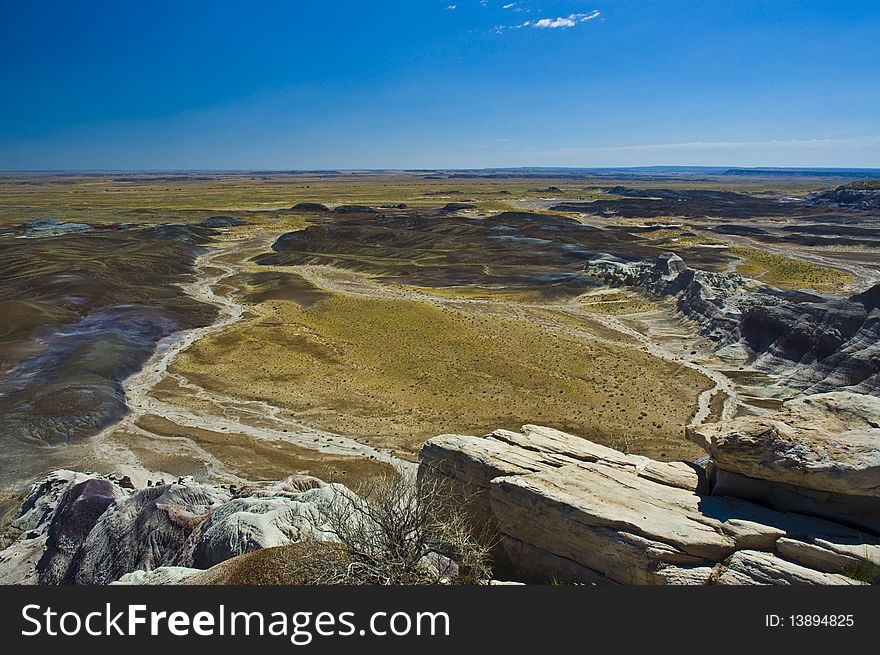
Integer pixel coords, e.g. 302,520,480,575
0,472,352,585
688,392,880,531
190,485,342,568
776,537,879,580
654,565,718,585
423,424,701,493
488,463,728,583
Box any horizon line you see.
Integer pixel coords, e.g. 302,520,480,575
2,165,880,175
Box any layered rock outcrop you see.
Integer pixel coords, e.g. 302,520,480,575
419,421,879,585
0,471,347,585
810,183,880,211
585,253,880,394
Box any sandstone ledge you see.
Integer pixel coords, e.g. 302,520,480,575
419,424,878,585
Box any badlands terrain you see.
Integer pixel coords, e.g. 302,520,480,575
1,169,878,584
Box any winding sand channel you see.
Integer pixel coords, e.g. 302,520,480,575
92,231,411,485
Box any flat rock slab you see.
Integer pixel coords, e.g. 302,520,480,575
717,550,866,585
492,462,737,562
422,425,700,493
776,537,880,580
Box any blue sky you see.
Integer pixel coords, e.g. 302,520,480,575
1,0,878,170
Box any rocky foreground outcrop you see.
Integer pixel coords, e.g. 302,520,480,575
419,411,880,585
0,472,347,585
585,252,880,395
4,395,877,586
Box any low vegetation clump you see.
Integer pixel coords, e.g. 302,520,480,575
577,291,655,315
841,549,879,584
307,470,494,585
190,471,494,585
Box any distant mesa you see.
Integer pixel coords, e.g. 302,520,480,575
551,187,840,220
19,218,92,238
606,185,635,195
199,216,248,228
291,202,330,212
529,186,562,193
380,203,408,209
143,223,218,243
333,205,376,214
442,202,477,212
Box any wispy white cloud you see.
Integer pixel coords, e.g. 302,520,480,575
502,3,516,8
534,11,601,29
497,9,600,33
446,4,457,9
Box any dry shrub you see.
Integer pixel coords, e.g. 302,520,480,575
305,469,494,585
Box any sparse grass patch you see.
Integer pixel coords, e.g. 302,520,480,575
731,247,853,293
841,547,879,584
400,284,548,303
576,291,655,315
172,292,709,460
